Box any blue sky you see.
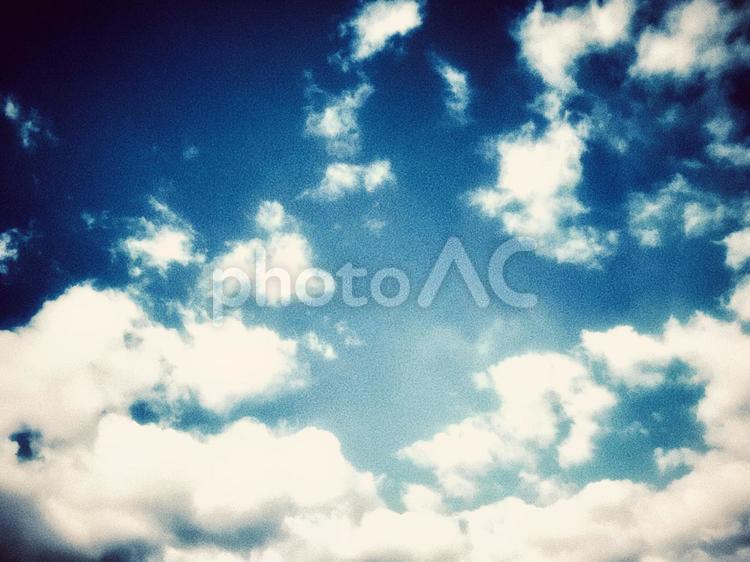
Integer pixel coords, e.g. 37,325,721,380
2,0,750,560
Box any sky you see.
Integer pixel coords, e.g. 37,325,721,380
1,0,750,560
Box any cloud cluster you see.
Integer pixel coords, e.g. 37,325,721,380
627,174,727,247
631,0,750,79
469,117,618,266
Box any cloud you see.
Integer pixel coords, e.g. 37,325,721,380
706,115,750,167
654,447,700,473
2,94,55,150
302,160,394,201
433,57,471,123
120,199,204,276
727,274,750,321
305,82,373,158
302,331,337,360
722,227,750,270
399,353,615,498
581,325,672,387
5,276,750,560
212,200,319,306
630,0,750,80
340,0,423,64
517,0,634,92
627,174,727,247
0,229,23,274
468,117,617,266
0,413,380,557
182,145,199,160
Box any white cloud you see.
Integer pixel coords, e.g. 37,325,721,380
341,0,423,63
212,200,318,306
0,413,380,556
400,353,615,498
468,117,617,266
302,331,337,360
0,229,22,274
434,57,471,122
402,484,444,513
582,325,673,387
654,447,699,473
631,0,749,79
627,174,726,247
518,0,634,92
303,160,394,201
4,97,20,120
706,115,750,167
6,277,750,560
120,199,204,276
305,83,373,158
722,227,750,270
727,274,750,321
2,95,53,149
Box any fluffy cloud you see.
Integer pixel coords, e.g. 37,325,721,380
340,0,423,64
468,117,617,266
722,226,750,270
727,274,750,321
0,414,380,557
582,324,672,387
517,0,634,92
302,160,394,201
305,83,373,158
400,353,615,498
433,57,471,123
5,278,750,561
212,201,319,306
631,0,750,79
627,174,726,247
120,199,204,276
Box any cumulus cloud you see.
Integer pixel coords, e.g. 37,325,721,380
517,0,634,92
722,226,750,270
582,324,672,387
305,82,373,158
400,353,615,498
727,274,750,321
468,117,617,266
5,277,750,561
302,160,394,201
627,174,727,247
339,0,423,64
630,0,750,80
120,200,204,276
212,200,320,306
433,57,471,123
